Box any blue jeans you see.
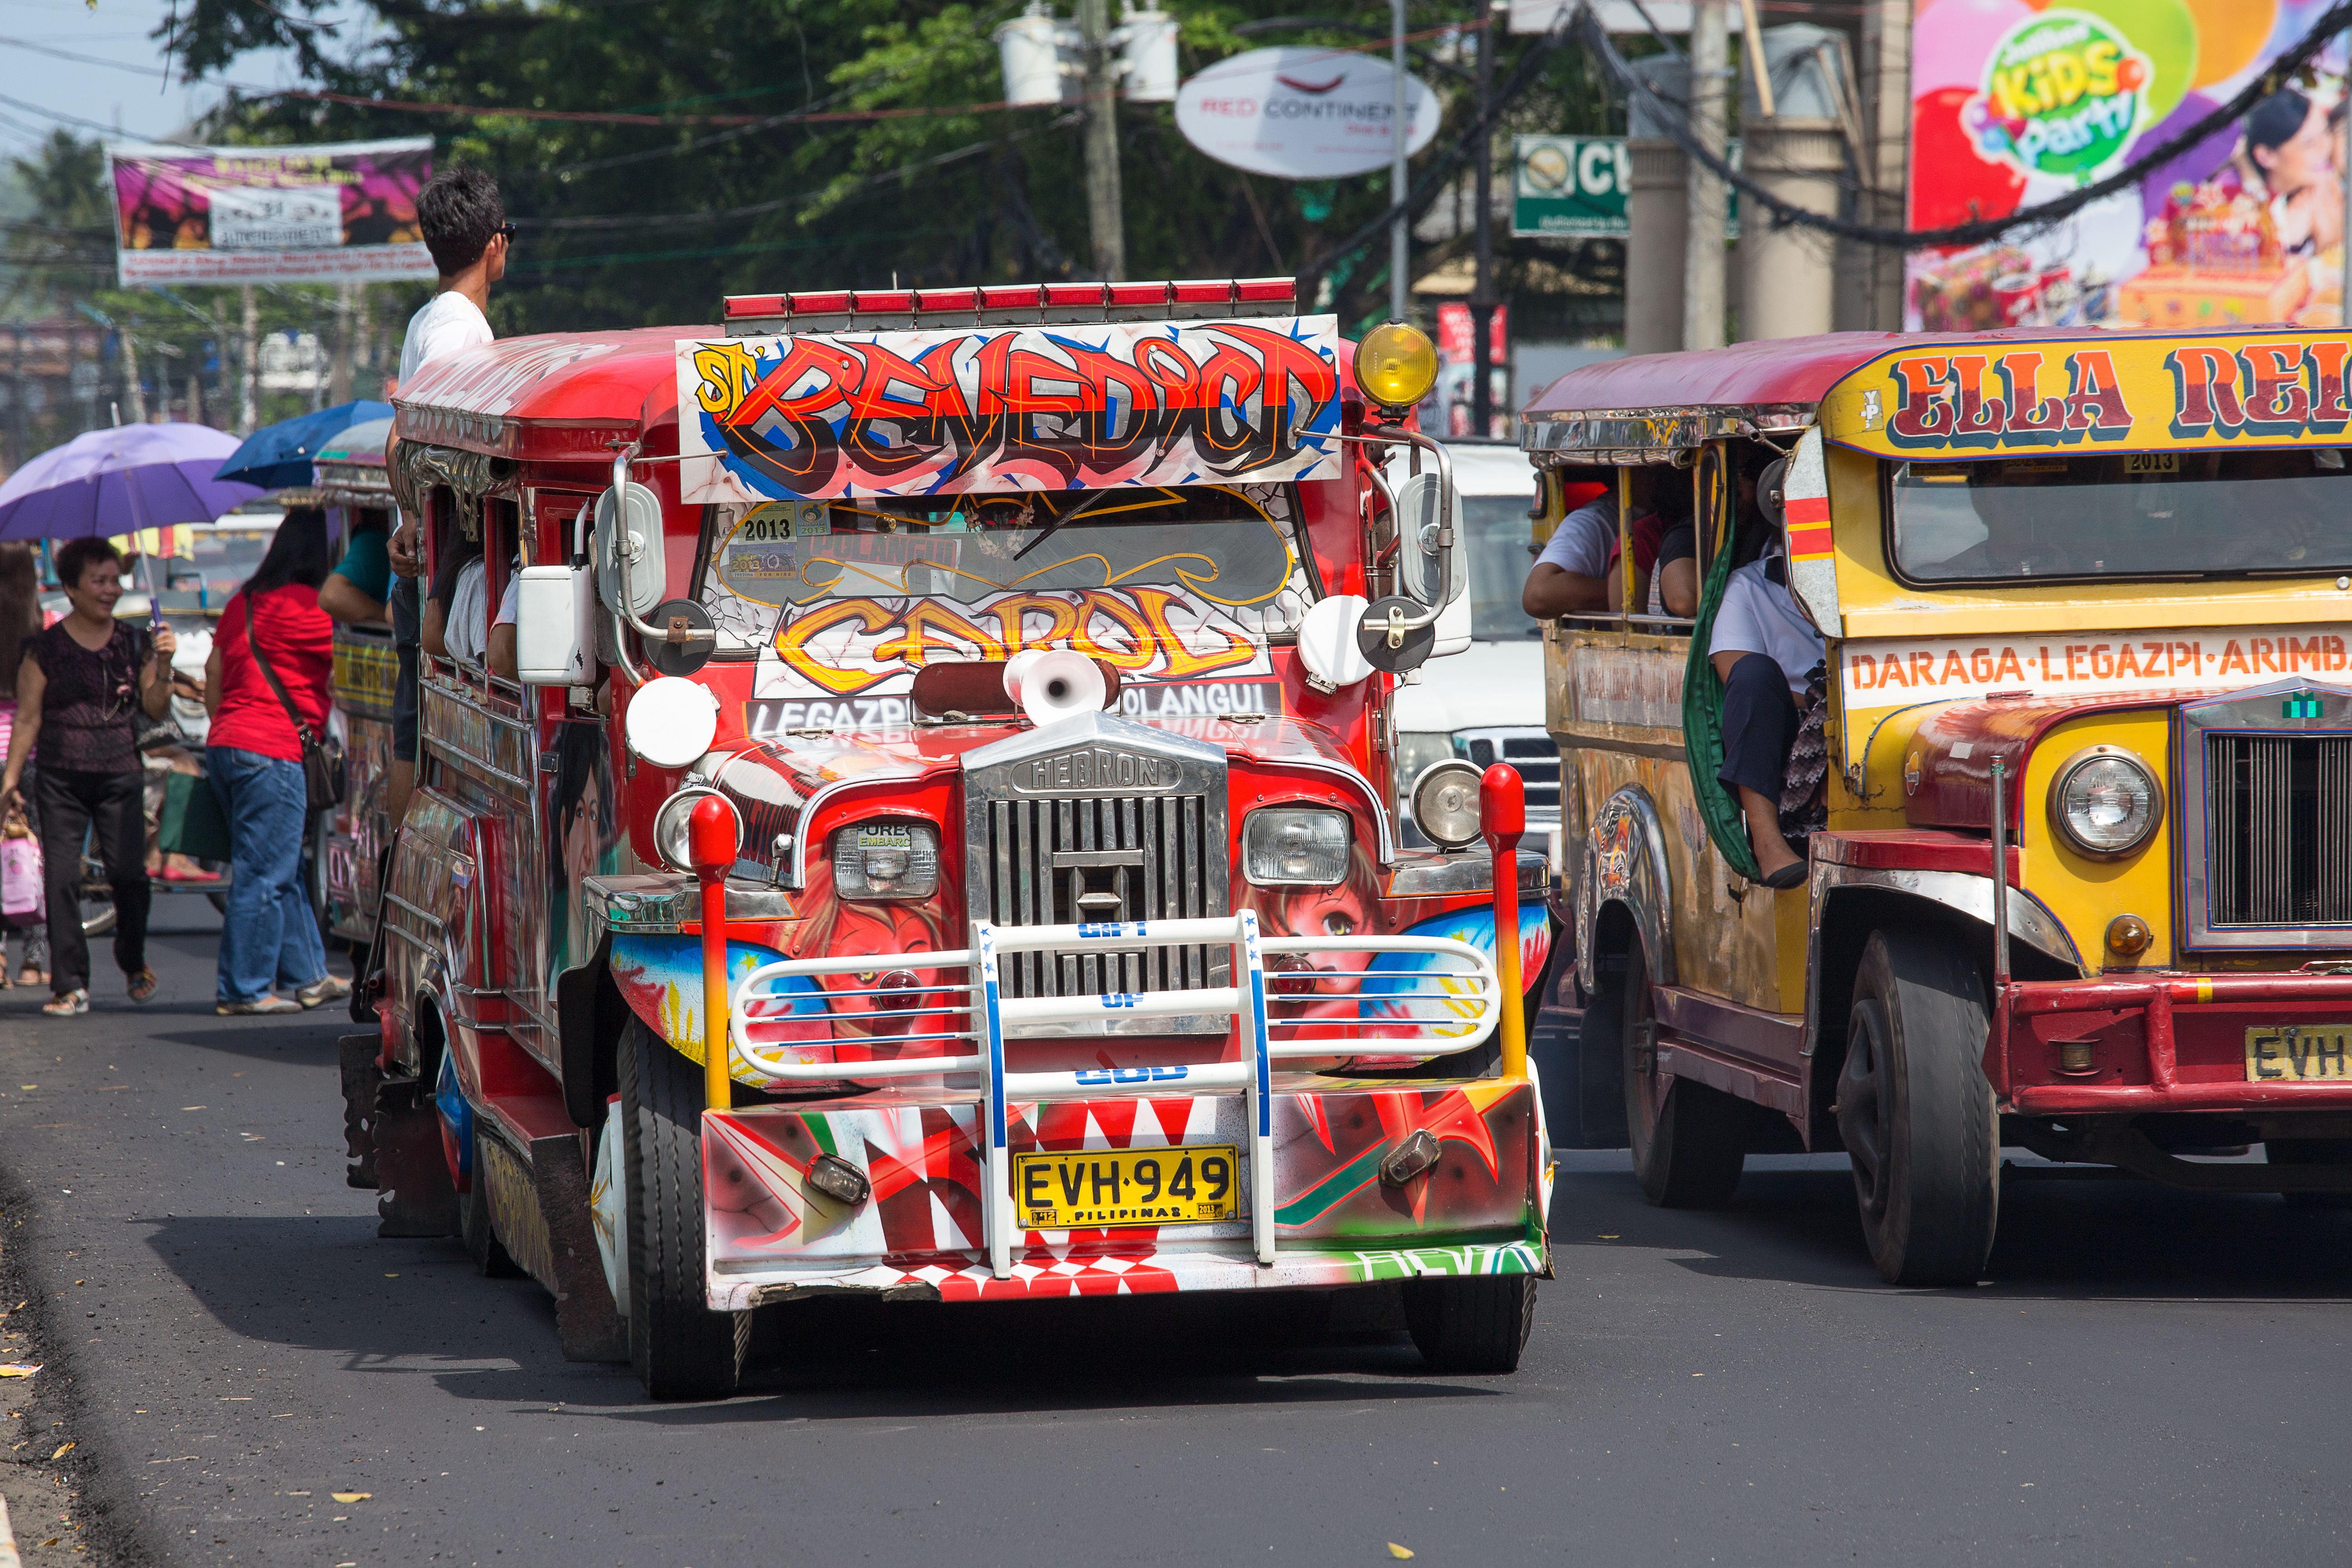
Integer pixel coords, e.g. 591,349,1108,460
208,746,327,1003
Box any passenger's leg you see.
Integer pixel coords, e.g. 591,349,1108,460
1715,653,1803,883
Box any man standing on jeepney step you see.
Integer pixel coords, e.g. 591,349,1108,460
383,167,508,831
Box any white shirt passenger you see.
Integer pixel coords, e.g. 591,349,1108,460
444,556,521,668
398,291,494,386
1533,493,1617,578
1709,553,1824,696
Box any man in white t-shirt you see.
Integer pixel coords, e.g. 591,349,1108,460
1709,545,1825,888
383,167,506,830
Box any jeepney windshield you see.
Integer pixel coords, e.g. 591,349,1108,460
1891,450,2352,583
696,482,1310,649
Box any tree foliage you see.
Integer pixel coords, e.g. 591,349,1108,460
147,0,1621,340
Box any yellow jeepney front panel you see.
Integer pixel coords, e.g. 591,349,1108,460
1817,329,2352,969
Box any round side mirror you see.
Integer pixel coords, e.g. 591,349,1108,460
1355,594,1435,674
641,597,716,678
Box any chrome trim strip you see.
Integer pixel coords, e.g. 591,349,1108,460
1384,849,1548,898
1521,404,1816,461
1816,864,2083,971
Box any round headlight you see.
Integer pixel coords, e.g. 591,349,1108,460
1353,321,1439,411
1412,759,1483,849
2049,747,2162,858
653,784,736,871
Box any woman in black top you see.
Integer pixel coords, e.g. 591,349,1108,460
0,538,178,1015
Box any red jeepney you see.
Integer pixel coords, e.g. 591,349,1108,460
348,281,1554,1399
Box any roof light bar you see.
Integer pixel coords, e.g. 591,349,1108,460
721,277,1300,336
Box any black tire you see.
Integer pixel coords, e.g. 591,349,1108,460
620,1019,747,1401
1837,929,1998,1286
1619,935,1745,1208
2270,1138,2352,1212
1403,1275,1537,1375
461,1123,525,1279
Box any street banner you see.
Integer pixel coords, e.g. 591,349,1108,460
676,317,1344,502
1173,47,1437,180
1904,0,2350,333
1513,135,1631,236
107,138,437,286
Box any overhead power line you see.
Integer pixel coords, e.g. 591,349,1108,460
1576,0,2352,250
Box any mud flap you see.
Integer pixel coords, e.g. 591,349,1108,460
372,1076,461,1238
339,1033,384,1190
477,1129,627,1363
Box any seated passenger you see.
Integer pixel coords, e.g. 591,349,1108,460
1525,476,1673,618
318,514,392,628
422,542,520,681
1523,486,1617,617
1709,541,1825,890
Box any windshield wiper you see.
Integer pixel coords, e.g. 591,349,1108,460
1013,490,1121,560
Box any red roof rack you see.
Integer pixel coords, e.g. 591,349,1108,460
721,277,1303,336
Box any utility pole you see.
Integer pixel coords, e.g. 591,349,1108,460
331,282,355,405
1390,0,1409,320
1077,0,1125,281
1682,0,1730,351
238,285,260,435
1469,0,1499,437
122,330,147,423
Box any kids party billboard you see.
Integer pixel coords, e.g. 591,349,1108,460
1906,0,2351,334
107,138,437,286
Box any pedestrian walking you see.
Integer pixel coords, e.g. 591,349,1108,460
0,541,50,988
0,537,176,1015
202,508,346,1016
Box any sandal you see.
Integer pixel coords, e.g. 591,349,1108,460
127,967,159,1004
42,989,88,1017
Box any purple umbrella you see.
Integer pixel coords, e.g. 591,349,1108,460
0,422,263,542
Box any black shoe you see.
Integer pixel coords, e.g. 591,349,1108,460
1761,861,1807,890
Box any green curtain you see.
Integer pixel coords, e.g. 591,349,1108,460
1680,458,1762,884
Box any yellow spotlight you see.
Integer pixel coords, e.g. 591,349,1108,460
1354,321,1439,412
2105,913,2152,959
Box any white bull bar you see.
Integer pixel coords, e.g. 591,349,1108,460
726,913,1502,1279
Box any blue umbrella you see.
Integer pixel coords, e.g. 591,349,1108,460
213,399,393,491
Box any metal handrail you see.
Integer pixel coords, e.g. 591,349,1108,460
721,913,1504,1280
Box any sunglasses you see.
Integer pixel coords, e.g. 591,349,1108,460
497,222,518,247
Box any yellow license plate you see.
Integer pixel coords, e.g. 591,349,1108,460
2245,1026,2352,1081
1013,1145,1240,1229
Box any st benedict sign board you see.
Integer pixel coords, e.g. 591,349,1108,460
1174,46,1439,180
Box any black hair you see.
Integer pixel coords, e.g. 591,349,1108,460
0,542,38,689
54,536,122,591
416,166,504,276
246,507,333,595
2247,89,2312,161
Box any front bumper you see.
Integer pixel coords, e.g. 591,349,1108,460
1999,971,2352,1114
694,1076,1548,1311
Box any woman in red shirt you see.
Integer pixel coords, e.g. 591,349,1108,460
203,508,345,1015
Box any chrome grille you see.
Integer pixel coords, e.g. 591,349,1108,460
979,794,1228,998
2206,733,2352,926
960,715,1232,1028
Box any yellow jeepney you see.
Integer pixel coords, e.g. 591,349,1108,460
1526,328,2352,1285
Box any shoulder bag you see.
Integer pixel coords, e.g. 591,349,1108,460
246,596,346,812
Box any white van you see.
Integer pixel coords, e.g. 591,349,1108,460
1383,438,1558,844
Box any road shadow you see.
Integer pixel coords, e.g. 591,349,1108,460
1552,1148,2352,1302
138,1215,1498,1423
140,1019,351,1065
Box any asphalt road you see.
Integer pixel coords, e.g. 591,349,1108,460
0,912,2347,1568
